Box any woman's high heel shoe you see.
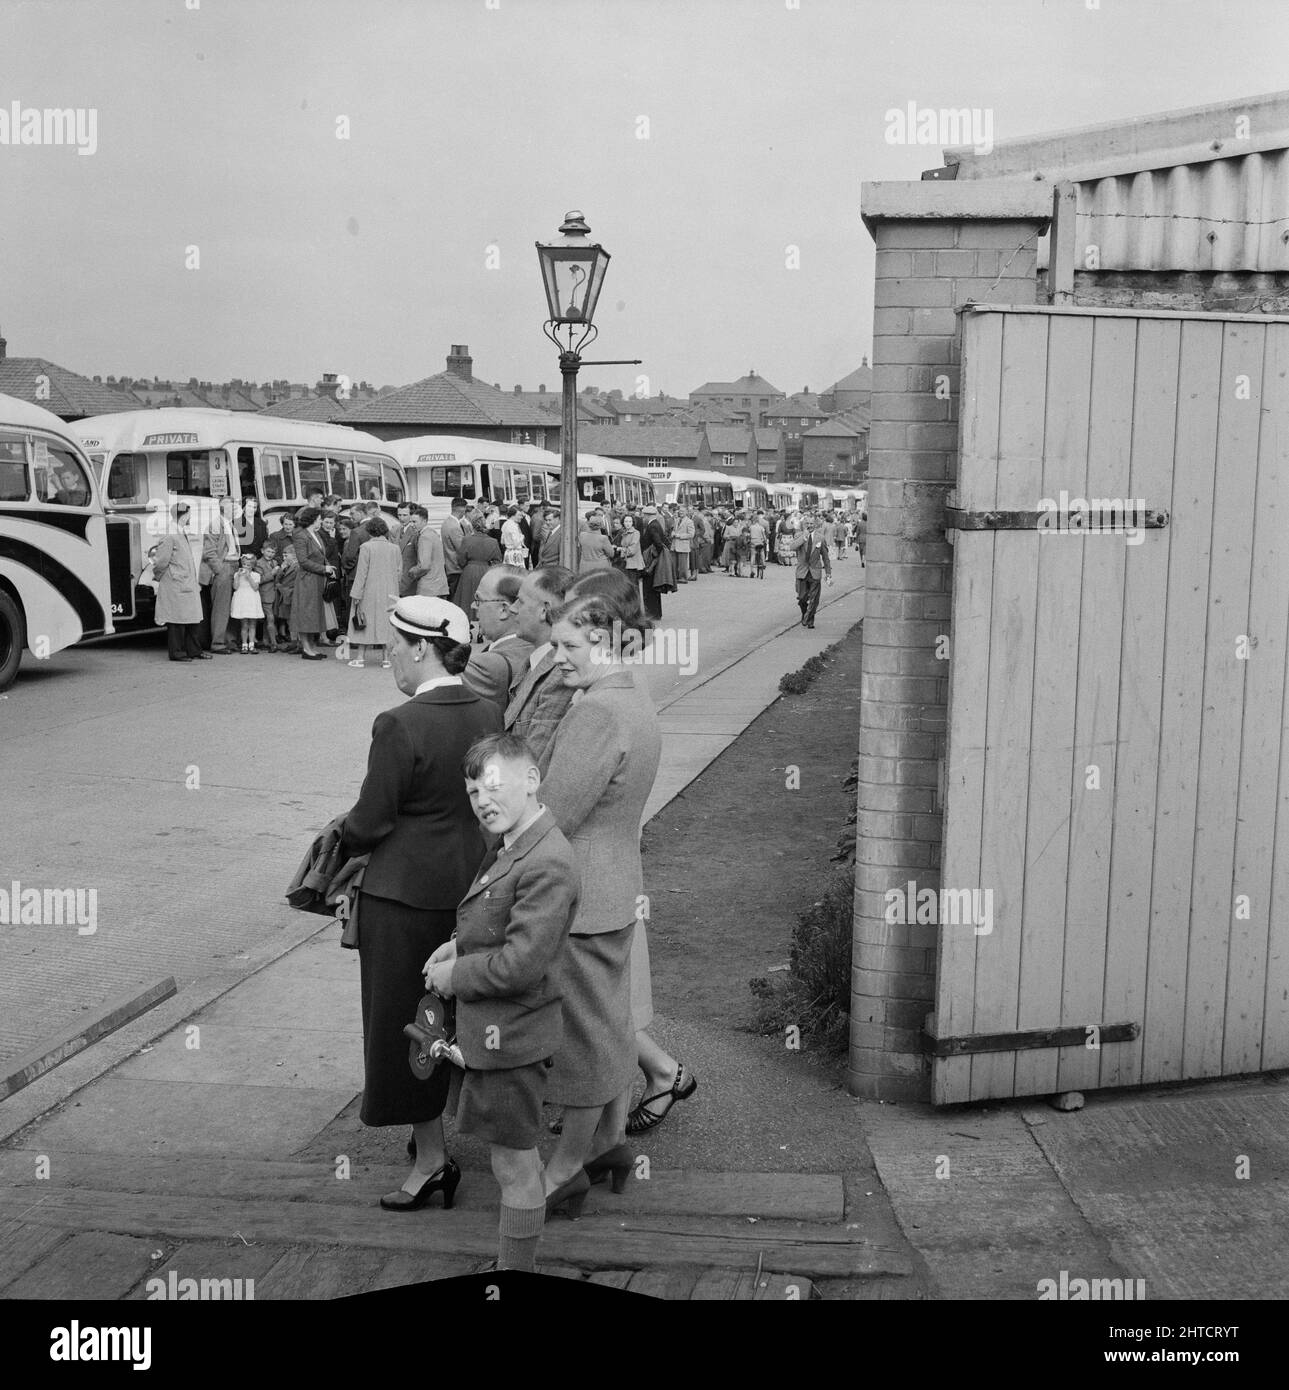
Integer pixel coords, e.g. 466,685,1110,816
379,1158,461,1211
583,1143,634,1194
545,1170,591,1220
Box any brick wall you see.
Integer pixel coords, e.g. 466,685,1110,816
849,184,1050,1100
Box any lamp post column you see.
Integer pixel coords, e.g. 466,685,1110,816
559,349,580,573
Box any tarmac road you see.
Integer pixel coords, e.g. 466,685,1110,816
0,555,866,1077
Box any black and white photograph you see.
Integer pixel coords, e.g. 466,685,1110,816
1,0,1286,1356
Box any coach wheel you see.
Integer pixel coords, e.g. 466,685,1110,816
0,589,25,692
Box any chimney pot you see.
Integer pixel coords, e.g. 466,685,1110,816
539,383,546,394
445,345,473,382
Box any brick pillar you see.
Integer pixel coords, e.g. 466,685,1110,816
848,182,1051,1101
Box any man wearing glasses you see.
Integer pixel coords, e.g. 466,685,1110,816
462,566,532,708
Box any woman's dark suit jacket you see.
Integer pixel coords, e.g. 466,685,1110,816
342,685,503,908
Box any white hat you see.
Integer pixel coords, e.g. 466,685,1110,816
388,596,471,645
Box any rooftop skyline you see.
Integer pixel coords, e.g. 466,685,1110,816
2,0,1283,398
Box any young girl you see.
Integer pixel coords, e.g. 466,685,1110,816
255,546,280,652
230,552,265,652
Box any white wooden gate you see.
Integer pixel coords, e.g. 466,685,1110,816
932,304,1289,1104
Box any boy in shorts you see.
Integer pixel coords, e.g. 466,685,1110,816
423,731,580,1273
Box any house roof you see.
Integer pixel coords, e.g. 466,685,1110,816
0,358,140,418
258,394,350,421
705,426,754,453
805,419,863,438
754,428,783,449
344,371,557,428
578,425,705,459
828,364,873,395
690,371,784,398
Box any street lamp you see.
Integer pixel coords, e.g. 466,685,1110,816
537,211,612,572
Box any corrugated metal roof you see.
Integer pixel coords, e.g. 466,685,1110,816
1065,151,1289,272
942,90,1289,273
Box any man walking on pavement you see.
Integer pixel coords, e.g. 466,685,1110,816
791,512,832,629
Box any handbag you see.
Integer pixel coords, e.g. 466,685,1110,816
641,543,660,575
322,576,340,603
351,606,366,630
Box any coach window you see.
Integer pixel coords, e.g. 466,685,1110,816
40,445,93,506
237,447,256,502
295,454,327,500
104,452,149,505
165,449,221,498
354,458,381,502
0,435,30,501
260,450,287,501
328,457,356,499
380,461,405,504
429,465,475,500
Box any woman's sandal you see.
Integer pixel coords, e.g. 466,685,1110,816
625,1062,698,1136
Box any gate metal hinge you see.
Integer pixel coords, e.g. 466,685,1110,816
923,1020,1140,1058
944,506,1168,532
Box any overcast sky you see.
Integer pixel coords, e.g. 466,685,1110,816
2,0,1285,399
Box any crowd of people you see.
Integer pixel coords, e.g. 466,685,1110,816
148,488,867,664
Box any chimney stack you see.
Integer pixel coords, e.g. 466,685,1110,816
539,383,546,394
316,373,341,400
446,345,472,381
0,326,6,360
513,385,521,394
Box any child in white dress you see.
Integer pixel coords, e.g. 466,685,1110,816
230,552,265,652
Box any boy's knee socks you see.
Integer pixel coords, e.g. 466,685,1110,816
497,1201,545,1273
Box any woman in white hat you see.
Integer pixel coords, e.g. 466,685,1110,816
339,596,503,1210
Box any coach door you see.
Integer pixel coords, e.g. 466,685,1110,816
931,304,1289,1105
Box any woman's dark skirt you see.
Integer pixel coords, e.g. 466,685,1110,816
448,1060,549,1150
548,925,636,1108
357,892,456,1126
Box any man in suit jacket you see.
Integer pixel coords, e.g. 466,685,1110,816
504,566,577,773
425,732,580,1271
343,501,381,588
200,512,238,652
441,498,470,601
410,515,449,598
537,516,563,568
399,505,427,596
638,504,671,623
463,567,534,707
791,514,833,629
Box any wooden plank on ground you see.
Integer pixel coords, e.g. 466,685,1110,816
124,1240,286,1300
625,1267,701,1299
2,1230,159,1300
255,1247,388,1300
0,1188,908,1281
0,1151,845,1223
753,1272,813,1300
367,1251,480,1290
585,1269,635,1289
0,1222,71,1295
690,1268,756,1300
